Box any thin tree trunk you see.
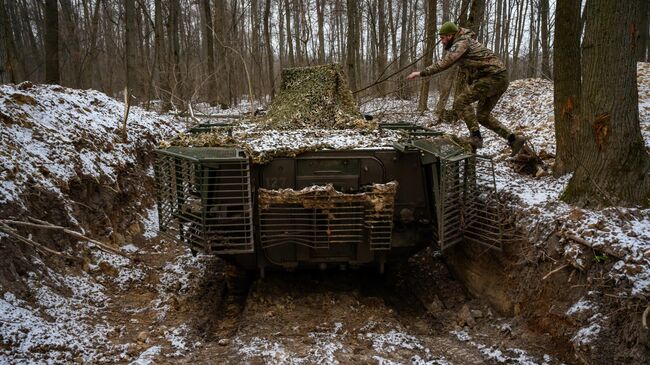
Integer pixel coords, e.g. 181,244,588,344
264,0,274,99
201,0,217,105
539,0,550,78
316,0,325,63
126,0,138,102
418,0,437,111
562,0,650,207
346,0,359,92
45,0,59,84
377,0,387,95
285,0,295,66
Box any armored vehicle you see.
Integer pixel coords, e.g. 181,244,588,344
154,64,504,275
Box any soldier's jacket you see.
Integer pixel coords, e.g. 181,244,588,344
420,28,506,82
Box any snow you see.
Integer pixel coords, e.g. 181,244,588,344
450,329,557,364
0,82,184,207
571,314,607,348
566,297,596,316
129,346,161,365
141,207,160,239
1,272,113,363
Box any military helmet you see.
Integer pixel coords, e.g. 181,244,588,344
438,21,459,35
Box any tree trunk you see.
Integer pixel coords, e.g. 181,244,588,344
169,0,181,108
397,0,408,98
553,0,582,176
285,0,294,66
467,0,486,34
45,0,59,84
377,0,387,95
417,0,437,111
201,0,217,105
562,0,650,207
292,0,301,65
637,0,648,62
0,0,23,83
346,0,359,92
539,0,551,78
264,0,274,99
316,0,325,63
214,0,228,105
125,0,138,101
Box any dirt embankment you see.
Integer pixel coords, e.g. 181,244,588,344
443,233,650,365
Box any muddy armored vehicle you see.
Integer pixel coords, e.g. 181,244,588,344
154,64,504,275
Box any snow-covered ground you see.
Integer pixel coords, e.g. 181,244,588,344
0,82,185,207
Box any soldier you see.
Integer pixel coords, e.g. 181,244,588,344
407,21,526,156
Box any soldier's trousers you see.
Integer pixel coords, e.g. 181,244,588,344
453,71,512,139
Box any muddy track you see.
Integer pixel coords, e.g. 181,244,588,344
173,252,566,364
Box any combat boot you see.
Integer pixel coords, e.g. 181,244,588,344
508,134,526,156
466,130,483,152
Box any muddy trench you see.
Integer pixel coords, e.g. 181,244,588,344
2,159,646,365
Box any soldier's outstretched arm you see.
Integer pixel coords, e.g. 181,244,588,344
419,40,469,77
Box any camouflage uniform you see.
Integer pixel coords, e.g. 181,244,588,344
420,28,512,140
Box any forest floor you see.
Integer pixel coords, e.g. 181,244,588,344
1,64,650,364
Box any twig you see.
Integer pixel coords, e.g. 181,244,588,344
1,218,128,259
542,264,569,280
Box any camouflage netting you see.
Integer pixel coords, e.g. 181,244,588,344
258,182,398,212
260,64,371,130
165,64,403,164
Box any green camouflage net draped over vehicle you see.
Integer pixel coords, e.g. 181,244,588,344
260,64,370,130
164,63,395,164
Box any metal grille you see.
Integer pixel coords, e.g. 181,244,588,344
436,155,503,251
259,187,395,251
260,202,366,249
155,147,254,254
364,194,395,250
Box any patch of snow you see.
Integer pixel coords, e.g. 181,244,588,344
236,336,295,363
129,345,161,365
1,275,113,363
0,83,184,207
450,329,471,342
571,314,606,347
141,206,159,239
121,244,139,253
567,297,596,316
367,330,425,353
164,325,190,356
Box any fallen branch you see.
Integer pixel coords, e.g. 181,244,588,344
0,222,67,258
1,218,128,259
643,305,650,330
543,264,569,281
564,233,624,260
